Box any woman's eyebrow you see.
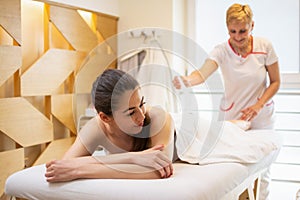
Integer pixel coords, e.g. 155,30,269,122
123,107,135,113
122,96,144,113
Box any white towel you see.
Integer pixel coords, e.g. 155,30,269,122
171,112,282,165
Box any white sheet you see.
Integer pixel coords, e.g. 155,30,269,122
172,112,282,165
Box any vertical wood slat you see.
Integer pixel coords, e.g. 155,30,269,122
51,94,76,134
0,0,21,45
0,46,22,87
0,148,24,196
45,95,51,119
74,43,116,94
21,48,86,96
44,4,50,52
96,14,118,40
96,14,118,59
0,97,53,147
33,137,75,166
13,70,20,97
49,5,98,52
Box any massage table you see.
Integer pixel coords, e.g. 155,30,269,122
5,114,282,200
4,151,278,200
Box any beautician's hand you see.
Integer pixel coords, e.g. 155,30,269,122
132,144,173,178
172,76,191,89
240,103,262,121
45,159,83,182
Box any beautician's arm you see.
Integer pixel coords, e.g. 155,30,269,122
173,59,218,89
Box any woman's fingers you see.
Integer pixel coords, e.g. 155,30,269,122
140,146,173,178
240,107,257,121
172,76,181,89
45,160,56,168
154,162,173,178
154,149,173,177
163,164,173,178
45,170,54,177
154,155,173,178
144,151,172,178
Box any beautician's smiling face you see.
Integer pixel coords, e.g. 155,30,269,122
228,21,252,49
113,88,146,134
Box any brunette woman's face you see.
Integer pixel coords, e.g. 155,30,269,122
227,21,252,48
112,88,146,134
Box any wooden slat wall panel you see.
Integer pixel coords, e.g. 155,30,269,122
0,1,118,197
75,44,116,94
51,94,76,134
95,14,118,69
0,97,53,147
96,14,118,55
73,93,92,131
96,14,118,39
0,148,24,196
50,6,98,52
21,49,86,96
0,0,21,45
0,45,21,87
33,137,75,165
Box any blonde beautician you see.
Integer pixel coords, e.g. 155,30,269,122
173,3,280,200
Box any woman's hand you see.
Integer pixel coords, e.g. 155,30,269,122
131,144,173,178
45,158,83,182
240,103,263,121
172,76,190,89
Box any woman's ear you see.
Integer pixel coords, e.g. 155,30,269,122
99,112,112,123
251,21,254,31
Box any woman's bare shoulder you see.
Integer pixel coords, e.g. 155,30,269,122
147,106,168,120
147,106,172,134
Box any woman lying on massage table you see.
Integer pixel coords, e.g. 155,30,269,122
45,69,176,182
45,68,255,183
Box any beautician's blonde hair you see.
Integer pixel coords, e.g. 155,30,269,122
226,3,253,25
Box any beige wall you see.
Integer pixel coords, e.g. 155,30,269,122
117,0,173,32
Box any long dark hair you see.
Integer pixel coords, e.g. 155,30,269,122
92,69,150,151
